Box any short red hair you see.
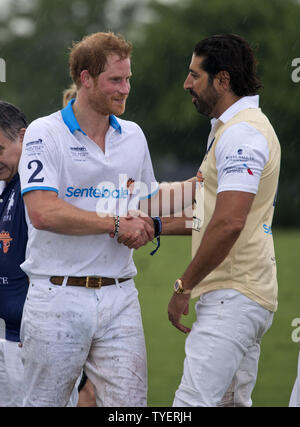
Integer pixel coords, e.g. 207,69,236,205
69,32,132,88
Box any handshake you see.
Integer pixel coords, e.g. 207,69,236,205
109,211,159,250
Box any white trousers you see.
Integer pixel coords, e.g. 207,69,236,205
20,278,147,407
0,338,79,407
289,352,300,407
0,339,24,406
173,289,274,407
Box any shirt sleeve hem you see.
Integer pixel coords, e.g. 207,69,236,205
217,185,257,194
21,186,59,195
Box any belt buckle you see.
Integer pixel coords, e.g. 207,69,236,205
85,276,102,288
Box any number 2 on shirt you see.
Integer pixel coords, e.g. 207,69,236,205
28,160,44,183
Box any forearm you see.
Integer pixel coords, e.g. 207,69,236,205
25,192,114,235
181,191,255,289
159,178,196,216
161,216,192,235
168,191,254,333
140,177,196,217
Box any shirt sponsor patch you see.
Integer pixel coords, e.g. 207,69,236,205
225,148,256,163
65,186,129,199
69,146,89,161
223,163,254,176
222,148,256,176
263,224,272,235
25,138,44,156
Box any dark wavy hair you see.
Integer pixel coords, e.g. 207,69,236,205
194,34,263,96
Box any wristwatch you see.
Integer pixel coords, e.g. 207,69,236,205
173,279,192,295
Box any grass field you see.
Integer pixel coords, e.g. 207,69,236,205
133,228,300,407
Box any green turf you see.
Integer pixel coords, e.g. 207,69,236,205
133,228,300,407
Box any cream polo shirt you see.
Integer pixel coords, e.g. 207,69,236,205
19,99,158,278
192,96,281,312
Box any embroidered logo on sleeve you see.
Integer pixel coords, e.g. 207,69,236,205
243,163,254,175
25,139,45,156
223,149,256,176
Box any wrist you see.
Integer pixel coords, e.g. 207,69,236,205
149,216,161,256
99,215,115,234
173,278,192,295
151,216,162,238
113,215,120,236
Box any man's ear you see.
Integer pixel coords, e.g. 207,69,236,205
19,128,26,144
215,70,231,91
80,69,93,88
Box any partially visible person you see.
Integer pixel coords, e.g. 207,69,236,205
0,100,27,407
0,100,79,407
289,326,300,406
62,83,77,107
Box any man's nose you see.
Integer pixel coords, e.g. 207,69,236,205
119,80,130,95
183,74,192,91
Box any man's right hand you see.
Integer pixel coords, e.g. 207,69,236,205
110,214,154,249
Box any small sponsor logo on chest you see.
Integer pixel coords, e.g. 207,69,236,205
69,146,89,161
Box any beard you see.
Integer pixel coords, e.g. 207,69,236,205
87,90,110,115
190,84,220,117
88,94,127,117
87,84,127,117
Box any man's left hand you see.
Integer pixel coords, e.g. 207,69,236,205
168,293,191,334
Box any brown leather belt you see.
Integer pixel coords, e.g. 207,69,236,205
49,276,132,289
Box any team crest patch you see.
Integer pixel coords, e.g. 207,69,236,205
0,231,13,254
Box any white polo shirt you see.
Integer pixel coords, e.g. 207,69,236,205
212,95,269,194
19,99,158,278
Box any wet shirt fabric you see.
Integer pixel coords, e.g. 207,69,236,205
0,174,28,341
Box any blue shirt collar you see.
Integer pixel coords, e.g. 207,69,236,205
109,114,122,134
61,98,122,135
